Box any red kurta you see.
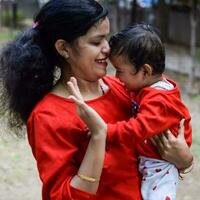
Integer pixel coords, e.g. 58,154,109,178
27,76,142,200
107,78,192,159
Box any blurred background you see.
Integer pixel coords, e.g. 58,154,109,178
0,0,199,199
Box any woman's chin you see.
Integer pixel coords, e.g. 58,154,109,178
99,70,107,78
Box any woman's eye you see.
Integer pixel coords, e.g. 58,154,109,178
91,41,101,46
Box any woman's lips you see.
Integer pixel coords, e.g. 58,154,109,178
95,58,108,67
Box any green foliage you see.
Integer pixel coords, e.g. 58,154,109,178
1,10,25,27
177,0,200,4
189,94,200,161
0,30,19,43
196,47,200,63
102,0,116,4
192,130,200,161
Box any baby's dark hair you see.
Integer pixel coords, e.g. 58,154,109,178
109,23,165,74
0,0,108,135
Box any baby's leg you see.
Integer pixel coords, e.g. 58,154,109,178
139,156,179,200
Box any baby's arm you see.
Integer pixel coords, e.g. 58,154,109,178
67,77,193,171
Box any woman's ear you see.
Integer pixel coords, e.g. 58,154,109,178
142,64,153,78
54,39,69,59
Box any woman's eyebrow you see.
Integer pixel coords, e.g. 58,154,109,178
91,34,106,39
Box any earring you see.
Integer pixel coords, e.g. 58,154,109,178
62,52,69,59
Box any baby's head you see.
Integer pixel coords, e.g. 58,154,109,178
109,23,165,91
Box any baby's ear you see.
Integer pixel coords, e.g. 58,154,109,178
142,64,153,78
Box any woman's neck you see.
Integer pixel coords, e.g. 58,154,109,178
52,74,107,101
71,77,104,100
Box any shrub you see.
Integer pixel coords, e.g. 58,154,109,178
1,10,25,27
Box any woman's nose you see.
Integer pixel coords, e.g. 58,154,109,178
102,40,110,55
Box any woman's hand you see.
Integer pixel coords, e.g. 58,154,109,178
67,77,107,136
68,77,107,194
150,119,193,170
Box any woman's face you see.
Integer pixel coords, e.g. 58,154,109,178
67,17,110,81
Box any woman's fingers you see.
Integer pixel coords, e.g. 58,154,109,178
67,77,107,135
150,136,164,156
67,79,83,102
158,132,169,145
150,135,164,149
150,119,185,147
163,130,170,139
68,95,83,106
150,131,169,148
164,130,177,143
178,119,185,139
67,81,78,97
67,78,88,113
149,137,156,146
70,77,82,98
150,131,173,159
150,121,192,169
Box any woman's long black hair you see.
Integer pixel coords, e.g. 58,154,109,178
0,0,108,135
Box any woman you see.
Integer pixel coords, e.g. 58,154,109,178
0,0,192,199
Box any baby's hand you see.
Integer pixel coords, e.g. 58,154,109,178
67,77,107,136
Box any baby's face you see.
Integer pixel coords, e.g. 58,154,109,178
110,55,146,91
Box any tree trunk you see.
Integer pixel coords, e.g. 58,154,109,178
131,0,137,23
187,0,197,94
157,0,169,41
116,0,121,31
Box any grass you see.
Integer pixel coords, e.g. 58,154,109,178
189,95,200,161
197,47,200,63
192,134,200,161
0,29,20,43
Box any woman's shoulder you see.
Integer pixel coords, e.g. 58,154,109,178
34,93,67,110
27,93,74,122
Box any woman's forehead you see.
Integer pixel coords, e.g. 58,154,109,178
74,17,110,47
85,17,110,38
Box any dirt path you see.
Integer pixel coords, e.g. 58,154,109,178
177,165,200,200
0,94,199,200
0,134,41,200
176,94,200,200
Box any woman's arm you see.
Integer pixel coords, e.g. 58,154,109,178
150,120,194,170
70,129,106,194
68,77,107,194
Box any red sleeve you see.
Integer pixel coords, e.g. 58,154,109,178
27,112,96,200
107,93,188,145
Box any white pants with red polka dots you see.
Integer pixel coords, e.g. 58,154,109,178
139,156,179,200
